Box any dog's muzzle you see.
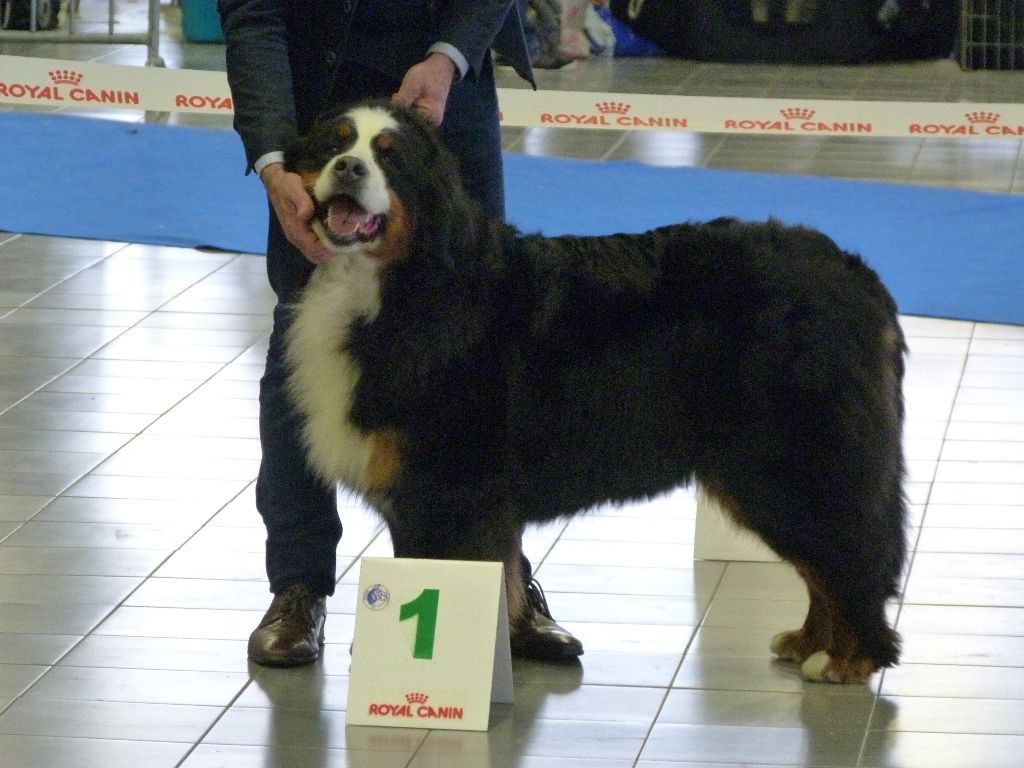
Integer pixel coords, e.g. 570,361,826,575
315,155,386,246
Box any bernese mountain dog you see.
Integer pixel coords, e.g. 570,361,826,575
283,100,908,684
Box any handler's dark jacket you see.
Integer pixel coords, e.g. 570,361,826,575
218,0,535,173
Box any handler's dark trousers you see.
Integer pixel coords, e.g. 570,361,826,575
256,61,504,596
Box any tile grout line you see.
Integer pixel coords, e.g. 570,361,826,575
628,558,730,767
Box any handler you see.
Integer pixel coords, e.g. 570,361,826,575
218,0,583,666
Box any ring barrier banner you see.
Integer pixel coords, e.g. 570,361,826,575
3,54,1024,139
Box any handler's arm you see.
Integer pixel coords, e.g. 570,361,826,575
393,0,523,126
218,0,297,174
434,0,517,80
218,0,331,263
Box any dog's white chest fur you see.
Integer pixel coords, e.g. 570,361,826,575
285,256,382,492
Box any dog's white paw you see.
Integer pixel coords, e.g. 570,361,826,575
800,651,836,682
800,650,879,684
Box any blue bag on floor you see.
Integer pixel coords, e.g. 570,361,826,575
594,4,664,57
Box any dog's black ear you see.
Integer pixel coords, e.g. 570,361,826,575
422,159,489,279
383,105,489,271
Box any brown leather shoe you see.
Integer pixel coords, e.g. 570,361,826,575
511,578,584,661
248,583,327,667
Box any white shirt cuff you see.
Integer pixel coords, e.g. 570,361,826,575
254,151,286,178
428,42,468,81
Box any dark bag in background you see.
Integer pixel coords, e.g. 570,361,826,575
1,0,60,30
609,0,957,63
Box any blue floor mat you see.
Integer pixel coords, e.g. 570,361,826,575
2,112,1021,325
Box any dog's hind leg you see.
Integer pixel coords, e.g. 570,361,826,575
770,562,897,684
706,483,903,684
797,477,906,683
797,576,900,684
769,563,832,664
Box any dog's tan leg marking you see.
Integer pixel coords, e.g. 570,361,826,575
365,428,405,491
770,564,833,664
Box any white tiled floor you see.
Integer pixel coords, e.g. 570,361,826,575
2,5,1024,768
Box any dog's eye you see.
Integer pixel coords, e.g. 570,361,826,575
326,137,349,156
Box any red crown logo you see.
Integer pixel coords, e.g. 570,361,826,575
49,69,83,86
405,692,428,704
781,107,815,120
596,101,630,115
966,111,999,124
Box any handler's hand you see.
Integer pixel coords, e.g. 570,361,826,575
261,163,334,265
392,52,457,127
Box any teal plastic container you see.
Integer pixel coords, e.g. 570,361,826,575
181,0,224,43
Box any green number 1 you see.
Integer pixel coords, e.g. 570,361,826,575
399,588,440,659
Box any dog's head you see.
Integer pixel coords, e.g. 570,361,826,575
286,100,477,265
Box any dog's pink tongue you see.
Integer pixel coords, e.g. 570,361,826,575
327,199,369,238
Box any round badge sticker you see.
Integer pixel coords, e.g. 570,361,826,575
363,583,390,611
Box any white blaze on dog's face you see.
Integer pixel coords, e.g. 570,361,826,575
295,105,407,260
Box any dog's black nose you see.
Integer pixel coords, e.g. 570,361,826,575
333,155,368,184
